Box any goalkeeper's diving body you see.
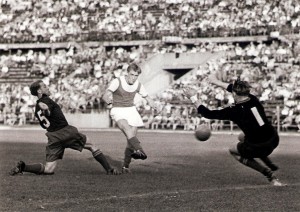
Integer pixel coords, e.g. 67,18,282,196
183,73,286,186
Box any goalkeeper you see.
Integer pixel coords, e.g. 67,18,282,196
183,72,286,186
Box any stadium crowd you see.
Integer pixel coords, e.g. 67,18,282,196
1,39,300,131
0,0,300,131
0,0,299,43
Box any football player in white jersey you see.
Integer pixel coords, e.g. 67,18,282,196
102,63,159,173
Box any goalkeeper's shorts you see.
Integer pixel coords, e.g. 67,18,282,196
237,131,279,159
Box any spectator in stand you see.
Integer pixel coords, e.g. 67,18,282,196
151,114,162,130
295,112,300,132
281,115,294,131
141,113,152,129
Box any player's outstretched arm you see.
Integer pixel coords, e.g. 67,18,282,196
182,87,202,108
208,71,229,90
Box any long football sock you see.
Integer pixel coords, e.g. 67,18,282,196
24,163,45,174
92,149,112,172
260,157,278,171
123,147,134,168
238,157,270,176
128,136,143,151
230,151,274,180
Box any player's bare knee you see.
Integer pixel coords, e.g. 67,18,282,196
44,161,57,174
228,147,241,161
117,120,135,138
84,142,94,151
229,148,236,154
124,128,136,139
44,167,55,174
84,136,91,147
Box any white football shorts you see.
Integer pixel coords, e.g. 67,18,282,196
110,106,144,127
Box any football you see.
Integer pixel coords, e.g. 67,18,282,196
238,132,245,142
195,124,211,141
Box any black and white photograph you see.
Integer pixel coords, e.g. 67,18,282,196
0,0,299,211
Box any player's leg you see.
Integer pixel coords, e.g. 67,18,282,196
44,161,57,174
82,137,120,175
229,147,269,175
116,119,147,160
10,160,56,175
260,157,278,171
122,142,134,173
127,127,147,160
10,161,44,175
55,125,118,175
9,133,63,176
229,146,284,185
114,120,135,172
259,134,281,173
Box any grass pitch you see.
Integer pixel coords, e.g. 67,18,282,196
0,128,299,211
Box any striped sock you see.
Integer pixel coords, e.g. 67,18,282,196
93,150,112,172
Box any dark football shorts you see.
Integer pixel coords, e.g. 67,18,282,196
237,131,279,159
45,125,87,162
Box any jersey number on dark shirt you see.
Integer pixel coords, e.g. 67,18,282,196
37,110,50,128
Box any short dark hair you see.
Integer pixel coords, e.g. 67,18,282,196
232,77,251,96
127,63,141,74
29,80,43,96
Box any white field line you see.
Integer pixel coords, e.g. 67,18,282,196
40,182,300,206
0,126,300,137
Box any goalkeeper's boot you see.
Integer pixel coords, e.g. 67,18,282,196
131,150,147,160
270,178,287,186
263,169,286,186
9,161,25,176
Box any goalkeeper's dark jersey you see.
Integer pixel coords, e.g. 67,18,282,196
34,95,68,132
197,84,275,143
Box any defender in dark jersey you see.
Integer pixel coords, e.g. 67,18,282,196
183,73,286,186
10,80,120,176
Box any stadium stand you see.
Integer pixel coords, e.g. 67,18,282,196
0,0,299,131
